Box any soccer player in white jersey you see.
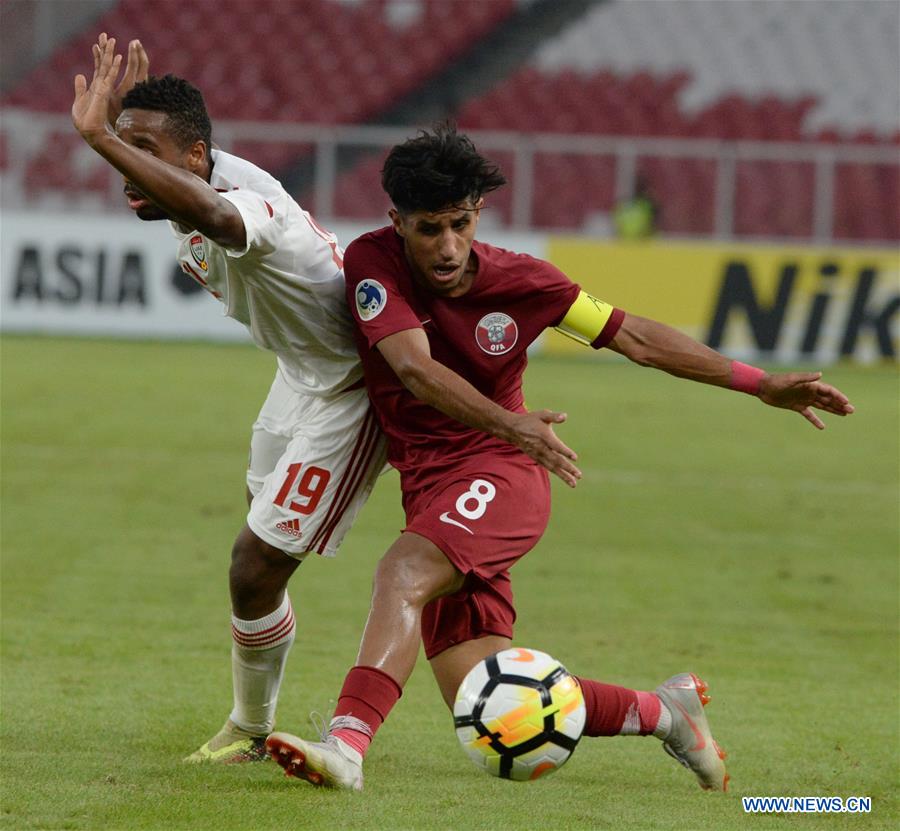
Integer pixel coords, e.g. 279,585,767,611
72,35,386,762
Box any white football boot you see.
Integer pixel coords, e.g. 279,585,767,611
265,732,364,790
654,673,729,791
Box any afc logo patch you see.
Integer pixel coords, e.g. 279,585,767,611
355,279,387,321
190,234,208,272
475,312,518,355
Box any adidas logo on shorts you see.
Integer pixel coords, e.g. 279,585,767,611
276,518,303,538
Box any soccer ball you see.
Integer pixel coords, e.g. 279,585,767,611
453,647,586,781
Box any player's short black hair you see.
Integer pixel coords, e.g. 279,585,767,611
121,74,212,151
381,122,506,214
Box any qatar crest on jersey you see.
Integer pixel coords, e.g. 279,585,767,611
475,312,518,355
355,279,387,321
190,234,208,271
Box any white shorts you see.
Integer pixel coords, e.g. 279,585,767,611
246,368,385,559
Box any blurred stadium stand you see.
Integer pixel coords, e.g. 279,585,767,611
1,0,897,243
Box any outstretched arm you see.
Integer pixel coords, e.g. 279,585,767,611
376,328,582,487
72,35,245,248
607,313,854,429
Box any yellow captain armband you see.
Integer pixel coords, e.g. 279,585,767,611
555,290,625,349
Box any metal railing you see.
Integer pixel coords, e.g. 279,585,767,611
2,109,897,244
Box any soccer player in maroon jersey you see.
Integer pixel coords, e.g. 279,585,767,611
265,124,854,792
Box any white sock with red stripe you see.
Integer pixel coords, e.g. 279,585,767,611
229,593,295,735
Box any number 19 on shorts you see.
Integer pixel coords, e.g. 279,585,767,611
273,462,331,515
439,479,496,535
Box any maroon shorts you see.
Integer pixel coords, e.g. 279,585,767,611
403,452,552,659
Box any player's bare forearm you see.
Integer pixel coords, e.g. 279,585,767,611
379,330,524,439
609,313,854,428
84,130,244,246
376,329,581,486
401,361,581,487
608,313,733,386
404,359,514,437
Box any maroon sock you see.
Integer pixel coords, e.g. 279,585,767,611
576,677,661,736
329,665,402,757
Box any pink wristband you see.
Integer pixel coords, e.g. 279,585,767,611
729,360,765,395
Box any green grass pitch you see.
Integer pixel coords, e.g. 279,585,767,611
1,335,897,831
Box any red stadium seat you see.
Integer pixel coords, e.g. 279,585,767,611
734,160,814,239
332,155,391,221
532,153,616,230
833,163,900,241
23,133,79,196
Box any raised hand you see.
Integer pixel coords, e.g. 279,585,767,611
73,34,122,144
507,409,582,488
758,371,855,429
99,33,149,125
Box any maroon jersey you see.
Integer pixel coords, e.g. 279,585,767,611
344,226,581,490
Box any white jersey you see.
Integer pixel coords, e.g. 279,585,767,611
170,149,361,396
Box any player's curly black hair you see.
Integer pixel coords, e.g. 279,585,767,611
121,74,212,151
381,122,506,214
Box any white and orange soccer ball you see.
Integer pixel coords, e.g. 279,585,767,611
453,647,586,781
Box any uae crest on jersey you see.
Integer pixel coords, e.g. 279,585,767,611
475,312,518,355
190,234,208,271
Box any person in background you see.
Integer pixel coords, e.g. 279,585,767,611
613,175,658,240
